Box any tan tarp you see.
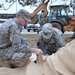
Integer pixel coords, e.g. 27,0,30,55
0,40,75,75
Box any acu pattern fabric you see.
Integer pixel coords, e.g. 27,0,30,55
37,28,65,55
0,18,31,68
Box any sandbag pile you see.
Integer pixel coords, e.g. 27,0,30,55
0,40,75,75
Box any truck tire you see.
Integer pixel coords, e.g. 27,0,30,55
34,29,36,32
27,29,30,32
51,22,64,33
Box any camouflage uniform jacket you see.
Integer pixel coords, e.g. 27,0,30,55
38,30,65,55
0,18,31,68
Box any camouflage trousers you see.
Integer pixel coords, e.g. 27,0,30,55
0,45,31,68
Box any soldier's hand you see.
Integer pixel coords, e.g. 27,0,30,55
35,49,43,55
31,48,43,55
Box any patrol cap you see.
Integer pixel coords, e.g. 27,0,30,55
16,9,31,23
39,23,54,39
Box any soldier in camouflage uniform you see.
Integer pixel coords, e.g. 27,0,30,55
37,23,65,55
38,10,45,27
0,9,43,68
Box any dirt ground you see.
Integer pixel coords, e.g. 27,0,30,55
21,33,74,48
21,34,39,47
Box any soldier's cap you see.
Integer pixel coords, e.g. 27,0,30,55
16,9,31,23
39,23,54,39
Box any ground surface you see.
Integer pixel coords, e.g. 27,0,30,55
21,34,38,47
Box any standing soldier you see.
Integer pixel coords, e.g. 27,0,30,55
38,10,45,27
37,23,65,55
0,9,43,68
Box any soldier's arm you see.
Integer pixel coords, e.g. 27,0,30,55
10,26,30,53
54,33,66,47
9,25,43,55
